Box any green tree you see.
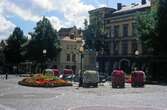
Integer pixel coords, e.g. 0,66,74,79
83,17,108,54
136,9,157,54
26,16,61,62
136,0,167,81
136,0,167,55
4,27,27,65
156,0,167,55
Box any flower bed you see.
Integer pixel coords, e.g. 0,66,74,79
18,74,72,87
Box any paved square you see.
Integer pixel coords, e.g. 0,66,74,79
0,75,167,110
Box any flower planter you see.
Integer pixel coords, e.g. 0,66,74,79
18,74,72,87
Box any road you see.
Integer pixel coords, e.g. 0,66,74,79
0,75,167,110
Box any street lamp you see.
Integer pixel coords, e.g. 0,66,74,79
79,46,84,87
135,50,139,70
43,49,47,55
42,49,47,71
135,50,139,56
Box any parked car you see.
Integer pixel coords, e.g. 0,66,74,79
82,70,99,88
63,69,74,81
52,69,60,77
111,69,125,88
44,69,54,76
131,71,145,87
73,73,80,82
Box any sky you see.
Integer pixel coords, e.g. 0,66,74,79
0,0,147,40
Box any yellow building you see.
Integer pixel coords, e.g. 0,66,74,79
58,36,83,74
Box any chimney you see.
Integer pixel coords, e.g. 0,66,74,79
141,0,146,5
117,3,122,10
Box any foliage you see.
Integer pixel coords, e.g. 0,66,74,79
136,9,157,54
136,0,167,55
83,18,109,54
26,17,61,62
18,74,72,87
156,0,167,55
4,27,27,64
136,0,167,81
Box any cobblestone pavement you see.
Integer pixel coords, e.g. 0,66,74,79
0,75,167,110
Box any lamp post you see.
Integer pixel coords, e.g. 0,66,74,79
79,46,84,87
135,50,139,70
42,49,47,71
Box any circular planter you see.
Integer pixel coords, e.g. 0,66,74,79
18,74,72,88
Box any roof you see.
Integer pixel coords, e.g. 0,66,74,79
58,27,74,33
89,7,116,14
113,2,151,15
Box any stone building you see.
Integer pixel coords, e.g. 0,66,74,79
89,0,152,74
57,26,83,74
58,36,83,74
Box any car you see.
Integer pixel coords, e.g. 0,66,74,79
131,71,145,87
99,74,107,83
44,69,54,76
62,69,74,81
82,70,99,88
73,73,80,82
111,69,125,88
52,69,60,77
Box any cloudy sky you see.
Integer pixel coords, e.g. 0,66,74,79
0,0,145,40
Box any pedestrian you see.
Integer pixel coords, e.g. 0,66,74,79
79,70,83,87
3,64,8,80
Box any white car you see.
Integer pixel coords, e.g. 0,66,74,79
82,70,99,88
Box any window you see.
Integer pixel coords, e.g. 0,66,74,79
72,54,76,62
123,24,129,37
113,41,119,55
74,45,77,49
66,45,69,49
114,25,120,37
65,65,70,69
66,54,70,61
122,41,128,55
72,65,76,74
132,23,137,36
131,40,137,54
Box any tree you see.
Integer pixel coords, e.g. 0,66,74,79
83,17,109,54
156,0,167,55
26,16,61,62
136,0,167,81
136,9,157,54
136,0,167,55
4,27,27,65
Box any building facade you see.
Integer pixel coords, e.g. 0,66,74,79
89,0,152,74
57,26,83,74
58,36,83,74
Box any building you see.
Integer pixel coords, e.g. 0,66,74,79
58,26,82,39
89,0,152,74
89,7,116,33
58,26,97,73
57,26,84,73
58,36,83,74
